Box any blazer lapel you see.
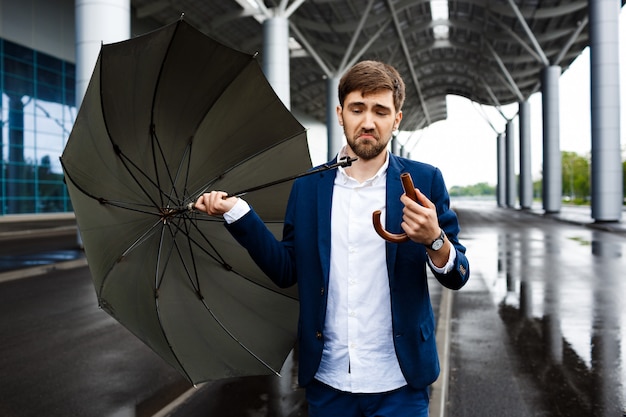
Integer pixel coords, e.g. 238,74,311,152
385,154,407,280
317,164,336,287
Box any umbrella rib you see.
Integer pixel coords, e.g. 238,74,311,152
163,215,204,297
60,156,167,217
119,218,163,259
97,45,166,212
150,128,184,207
187,128,308,202
175,209,204,295
96,218,163,300
173,220,284,376
200,297,283,376
153,222,197,383
115,151,174,208
166,136,193,210
169,213,299,301
161,220,283,377
148,19,198,210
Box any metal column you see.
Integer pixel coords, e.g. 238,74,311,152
519,101,533,209
497,133,506,207
589,0,623,221
506,120,516,207
74,0,130,246
327,76,343,160
263,17,291,109
541,66,562,213
75,0,130,105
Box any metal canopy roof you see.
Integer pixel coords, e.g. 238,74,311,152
130,0,621,131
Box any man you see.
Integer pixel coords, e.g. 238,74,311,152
195,60,469,417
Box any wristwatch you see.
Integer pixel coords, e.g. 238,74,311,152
429,229,445,251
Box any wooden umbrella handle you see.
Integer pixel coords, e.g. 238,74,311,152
372,173,417,243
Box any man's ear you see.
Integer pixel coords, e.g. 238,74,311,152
394,110,403,129
336,105,343,126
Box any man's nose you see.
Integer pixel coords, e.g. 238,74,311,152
362,111,376,129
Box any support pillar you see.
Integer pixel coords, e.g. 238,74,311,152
589,0,622,221
75,0,130,105
263,17,291,109
497,133,506,207
506,120,516,208
327,76,343,160
519,101,533,209
74,0,130,245
541,66,562,213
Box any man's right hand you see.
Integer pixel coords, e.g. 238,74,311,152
195,191,238,216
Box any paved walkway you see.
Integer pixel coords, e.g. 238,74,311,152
1,202,625,417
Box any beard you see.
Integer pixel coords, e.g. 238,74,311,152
347,132,391,160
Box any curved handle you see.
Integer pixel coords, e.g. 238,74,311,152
372,173,417,243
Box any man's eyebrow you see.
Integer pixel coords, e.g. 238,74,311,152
373,103,392,112
346,101,392,112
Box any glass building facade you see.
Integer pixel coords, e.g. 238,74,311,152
1,38,75,215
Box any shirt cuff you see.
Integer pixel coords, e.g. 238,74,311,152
222,198,251,224
428,241,457,274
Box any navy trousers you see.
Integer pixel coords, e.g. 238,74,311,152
305,379,430,417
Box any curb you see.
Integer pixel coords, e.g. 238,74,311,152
429,287,453,417
0,225,77,241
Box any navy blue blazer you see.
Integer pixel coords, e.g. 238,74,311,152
226,153,470,389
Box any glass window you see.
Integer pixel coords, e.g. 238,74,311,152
1,38,75,214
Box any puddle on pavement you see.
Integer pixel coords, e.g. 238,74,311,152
464,227,626,416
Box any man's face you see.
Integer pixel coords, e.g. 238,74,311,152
337,89,402,161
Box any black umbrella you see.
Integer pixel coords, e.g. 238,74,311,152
61,19,324,384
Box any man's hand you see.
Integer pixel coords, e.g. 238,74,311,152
400,188,451,267
195,191,238,216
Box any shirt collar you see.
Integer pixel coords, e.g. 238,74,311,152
336,145,389,186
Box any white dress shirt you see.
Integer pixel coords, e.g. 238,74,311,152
223,150,456,393
313,151,408,393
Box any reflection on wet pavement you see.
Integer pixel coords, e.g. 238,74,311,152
461,202,625,416
0,249,85,272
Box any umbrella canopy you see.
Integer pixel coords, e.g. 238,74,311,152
61,19,312,384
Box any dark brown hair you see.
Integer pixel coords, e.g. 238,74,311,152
338,60,406,112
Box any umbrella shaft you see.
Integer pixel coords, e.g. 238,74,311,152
225,157,357,198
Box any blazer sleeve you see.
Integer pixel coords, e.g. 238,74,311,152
429,167,470,290
224,185,299,289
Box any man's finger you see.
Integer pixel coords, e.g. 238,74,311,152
414,188,435,209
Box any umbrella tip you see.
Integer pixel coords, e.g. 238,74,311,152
179,12,185,21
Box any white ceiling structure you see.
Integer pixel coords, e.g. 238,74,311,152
130,0,623,131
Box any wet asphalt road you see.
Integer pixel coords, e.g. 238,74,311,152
0,201,624,416
0,265,192,417
447,201,626,417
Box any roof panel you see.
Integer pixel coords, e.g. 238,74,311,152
130,0,624,131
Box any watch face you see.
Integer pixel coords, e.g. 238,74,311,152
432,239,444,250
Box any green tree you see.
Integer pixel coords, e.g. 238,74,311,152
561,151,590,203
449,182,496,197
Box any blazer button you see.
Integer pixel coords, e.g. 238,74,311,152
316,331,323,340
320,287,325,296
